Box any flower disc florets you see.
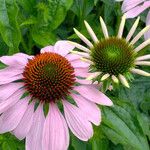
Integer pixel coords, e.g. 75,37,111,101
23,52,75,102
91,37,136,75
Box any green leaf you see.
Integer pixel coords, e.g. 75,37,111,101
117,76,150,108
71,134,91,150
0,0,21,54
31,27,57,46
101,100,149,150
47,0,73,30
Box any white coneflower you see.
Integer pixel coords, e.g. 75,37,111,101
69,15,150,89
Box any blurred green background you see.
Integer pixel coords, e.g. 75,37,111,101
0,0,149,149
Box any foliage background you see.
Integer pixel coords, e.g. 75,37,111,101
0,0,149,149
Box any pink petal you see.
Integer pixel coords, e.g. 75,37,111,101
124,1,150,18
0,96,29,133
71,60,89,68
144,11,150,40
0,82,23,101
74,85,113,106
0,89,25,114
41,46,54,53
74,68,90,77
26,104,45,150
0,74,23,85
0,67,23,77
75,78,92,85
42,103,69,150
122,0,145,12
54,40,75,57
13,102,35,140
65,54,81,61
0,53,31,67
63,100,93,141
71,93,101,125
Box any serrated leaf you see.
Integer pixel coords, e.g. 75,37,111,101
101,100,149,150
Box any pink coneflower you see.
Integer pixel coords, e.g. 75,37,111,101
121,0,150,40
69,15,150,90
0,40,113,150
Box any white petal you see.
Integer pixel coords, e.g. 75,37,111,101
135,61,150,66
111,75,119,83
131,68,150,76
84,20,99,43
101,73,110,81
126,17,140,42
119,74,130,88
86,72,101,80
73,28,93,48
71,51,89,58
136,54,150,61
118,14,126,38
99,17,109,38
134,38,150,52
130,25,150,45
68,41,90,52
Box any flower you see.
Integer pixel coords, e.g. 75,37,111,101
0,40,113,150
120,0,150,40
69,15,150,90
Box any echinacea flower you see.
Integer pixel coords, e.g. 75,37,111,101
69,15,150,89
120,0,150,40
0,40,113,150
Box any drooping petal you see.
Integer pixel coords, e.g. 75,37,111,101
74,85,113,106
42,103,69,150
41,46,54,53
13,101,35,140
0,89,25,114
0,67,23,78
75,78,93,85
63,100,93,141
65,53,81,62
124,1,150,18
71,60,89,68
0,74,23,85
74,68,90,78
0,96,29,133
145,11,150,40
71,93,101,125
122,0,145,13
26,104,45,150
54,40,75,57
0,82,23,101
0,53,31,67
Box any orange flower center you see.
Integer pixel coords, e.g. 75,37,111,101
23,52,75,102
